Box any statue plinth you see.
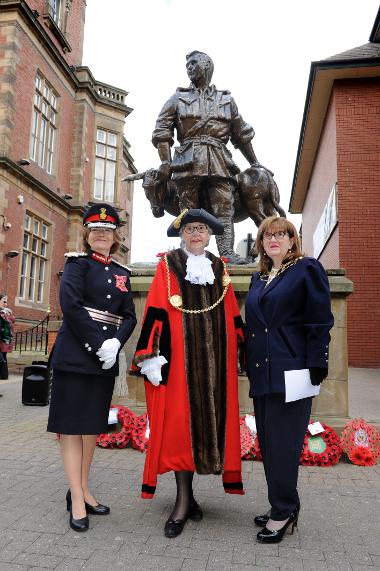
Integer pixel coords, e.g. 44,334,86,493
124,265,353,432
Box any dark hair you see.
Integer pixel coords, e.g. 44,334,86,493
186,50,214,84
255,216,303,273
82,228,122,255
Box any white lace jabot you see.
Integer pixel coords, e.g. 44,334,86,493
184,249,215,285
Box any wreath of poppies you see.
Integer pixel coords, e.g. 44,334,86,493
97,405,149,452
239,415,262,461
340,418,380,466
300,422,342,467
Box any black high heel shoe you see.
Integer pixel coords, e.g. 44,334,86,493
66,490,110,515
254,501,300,527
69,507,89,532
256,510,298,543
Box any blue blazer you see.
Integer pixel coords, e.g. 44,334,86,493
245,257,334,397
51,252,136,377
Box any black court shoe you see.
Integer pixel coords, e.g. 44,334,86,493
164,516,187,538
69,508,89,532
254,501,300,527
66,489,110,515
256,510,298,543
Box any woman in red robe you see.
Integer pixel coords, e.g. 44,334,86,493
132,208,244,538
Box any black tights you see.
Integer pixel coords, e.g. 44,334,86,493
170,471,194,521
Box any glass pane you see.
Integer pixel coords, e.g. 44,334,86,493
43,85,49,99
34,93,41,108
47,128,55,174
37,260,45,303
51,94,57,109
107,132,117,146
96,143,106,157
24,214,31,229
40,242,47,257
107,146,116,160
30,110,39,160
19,253,28,297
42,224,48,239
23,233,29,249
104,182,114,202
33,219,39,235
38,118,47,167
93,180,102,199
42,100,48,116
95,157,105,180
28,256,36,300
50,109,56,125
35,75,41,90
96,129,106,143
32,237,38,253
105,160,116,183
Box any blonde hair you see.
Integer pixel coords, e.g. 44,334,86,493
255,216,303,273
82,228,122,255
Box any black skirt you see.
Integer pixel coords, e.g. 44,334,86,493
47,370,115,435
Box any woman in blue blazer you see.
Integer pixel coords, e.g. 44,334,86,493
245,216,334,543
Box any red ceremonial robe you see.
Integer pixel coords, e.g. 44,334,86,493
132,249,244,498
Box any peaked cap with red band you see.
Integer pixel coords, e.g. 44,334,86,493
83,203,121,229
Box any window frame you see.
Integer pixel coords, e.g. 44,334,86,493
93,128,118,202
29,73,58,175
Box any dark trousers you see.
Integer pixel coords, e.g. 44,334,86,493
253,393,312,520
0,352,8,380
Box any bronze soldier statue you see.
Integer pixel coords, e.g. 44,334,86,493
152,50,263,264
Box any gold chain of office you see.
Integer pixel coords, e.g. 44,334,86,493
164,254,231,313
259,256,303,281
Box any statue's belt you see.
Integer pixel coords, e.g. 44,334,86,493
181,135,224,148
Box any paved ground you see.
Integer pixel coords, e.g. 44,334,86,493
0,372,379,571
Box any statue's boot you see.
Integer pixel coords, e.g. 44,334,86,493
215,216,247,265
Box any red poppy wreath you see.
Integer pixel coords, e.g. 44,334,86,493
340,418,380,466
300,422,342,467
97,405,137,449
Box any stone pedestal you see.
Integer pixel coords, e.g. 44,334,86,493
125,265,353,431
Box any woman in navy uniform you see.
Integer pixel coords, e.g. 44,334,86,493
47,204,136,532
245,216,333,543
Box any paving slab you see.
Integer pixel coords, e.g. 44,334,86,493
0,373,379,570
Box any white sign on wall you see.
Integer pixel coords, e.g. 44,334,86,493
313,184,337,259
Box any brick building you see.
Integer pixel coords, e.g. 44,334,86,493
0,0,137,328
289,8,380,366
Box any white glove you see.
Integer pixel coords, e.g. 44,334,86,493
137,355,168,386
96,338,121,370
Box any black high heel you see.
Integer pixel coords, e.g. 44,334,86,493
66,489,110,515
69,508,89,532
256,510,298,543
254,501,300,527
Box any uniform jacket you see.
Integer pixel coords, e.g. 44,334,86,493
50,251,136,377
152,84,254,179
245,257,334,397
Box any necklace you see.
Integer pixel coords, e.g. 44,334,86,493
260,256,303,285
164,254,231,313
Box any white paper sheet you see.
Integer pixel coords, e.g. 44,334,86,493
284,369,320,403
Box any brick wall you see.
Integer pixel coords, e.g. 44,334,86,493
335,78,380,366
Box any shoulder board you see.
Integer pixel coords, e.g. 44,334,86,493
64,252,88,258
176,86,191,92
217,89,231,95
111,258,132,272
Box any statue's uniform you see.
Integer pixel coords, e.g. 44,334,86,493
152,84,254,223
47,251,136,435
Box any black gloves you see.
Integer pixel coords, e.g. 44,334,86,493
309,367,328,386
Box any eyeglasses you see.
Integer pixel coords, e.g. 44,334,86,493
183,224,208,234
262,231,288,241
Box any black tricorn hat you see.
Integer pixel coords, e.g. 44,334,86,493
167,208,224,237
83,203,121,229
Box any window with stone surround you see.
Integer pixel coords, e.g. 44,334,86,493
93,129,118,202
47,0,62,27
19,213,50,304
29,74,58,174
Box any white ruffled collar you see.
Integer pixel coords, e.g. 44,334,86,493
184,249,215,285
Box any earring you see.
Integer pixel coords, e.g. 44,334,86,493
263,252,267,256
288,248,292,253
